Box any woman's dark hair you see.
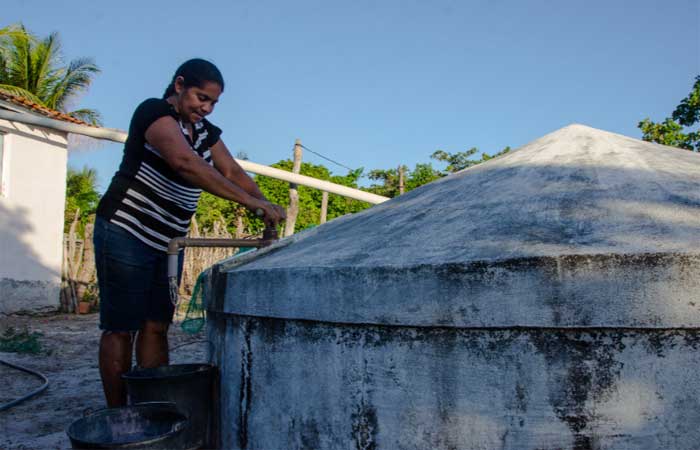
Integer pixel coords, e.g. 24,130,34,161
162,58,225,98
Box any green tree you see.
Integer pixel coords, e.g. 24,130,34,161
638,75,700,151
366,168,401,198
480,146,511,162
64,166,100,234
405,163,443,191
0,24,101,125
430,148,480,172
196,145,513,233
253,160,369,234
193,151,254,235
366,163,442,198
195,161,371,235
367,146,511,198
196,192,239,231
431,146,511,174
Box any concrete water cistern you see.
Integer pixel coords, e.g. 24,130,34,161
202,124,700,450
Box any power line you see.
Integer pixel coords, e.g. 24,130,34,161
298,143,356,172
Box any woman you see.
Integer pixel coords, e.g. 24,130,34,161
94,58,285,407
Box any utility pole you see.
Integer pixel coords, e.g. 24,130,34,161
320,191,329,224
398,165,405,195
284,139,303,237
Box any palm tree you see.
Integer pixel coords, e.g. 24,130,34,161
0,24,102,125
65,165,100,228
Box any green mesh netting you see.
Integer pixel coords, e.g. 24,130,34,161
180,247,256,335
181,271,206,334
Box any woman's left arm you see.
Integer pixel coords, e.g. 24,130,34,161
211,139,268,200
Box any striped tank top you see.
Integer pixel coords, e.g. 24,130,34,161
97,98,222,251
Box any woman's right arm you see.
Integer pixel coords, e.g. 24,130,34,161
144,116,279,222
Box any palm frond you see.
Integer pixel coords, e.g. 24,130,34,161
68,166,98,184
0,25,101,123
0,24,35,68
0,84,46,105
0,24,36,41
67,108,103,126
5,27,32,90
30,32,61,100
48,57,100,111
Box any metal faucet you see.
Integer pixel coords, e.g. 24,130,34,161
167,221,279,304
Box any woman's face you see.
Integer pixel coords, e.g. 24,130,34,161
173,77,222,123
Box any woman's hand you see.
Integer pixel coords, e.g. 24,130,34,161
249,199,286,228
270,204,287,222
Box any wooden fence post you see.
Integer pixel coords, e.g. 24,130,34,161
320,191,329,224
75,221,96,302
60,236,73,313
65,209,80,313
284,139,303,237
235,210,245,238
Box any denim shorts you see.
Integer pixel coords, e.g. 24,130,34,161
93,216,184,332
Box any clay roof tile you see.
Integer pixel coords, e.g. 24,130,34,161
0,90,94,126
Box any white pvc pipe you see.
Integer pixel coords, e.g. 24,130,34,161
236,160,388,204
0,109,128,143
0,109,389,204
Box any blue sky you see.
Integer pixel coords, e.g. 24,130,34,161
6,0,700,191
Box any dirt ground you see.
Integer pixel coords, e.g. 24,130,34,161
0,313,207,449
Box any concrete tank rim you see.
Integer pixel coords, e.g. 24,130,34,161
221,249,700,273
207,250,700,329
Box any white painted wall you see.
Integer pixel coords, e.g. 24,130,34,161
0,117,68,313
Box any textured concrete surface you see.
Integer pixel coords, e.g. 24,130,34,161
207,124,700,449
209,315,700,450
0,278,59,314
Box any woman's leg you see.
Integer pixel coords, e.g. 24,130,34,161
94,217,158,407
135,320,170,368
135,248,183,368
99,331,134,407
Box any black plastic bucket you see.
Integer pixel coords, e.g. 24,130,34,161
66,402,187,449
122,364,215,449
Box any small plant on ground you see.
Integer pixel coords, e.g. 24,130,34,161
0,327,43,354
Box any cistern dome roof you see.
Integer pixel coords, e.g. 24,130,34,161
210,124,700,328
